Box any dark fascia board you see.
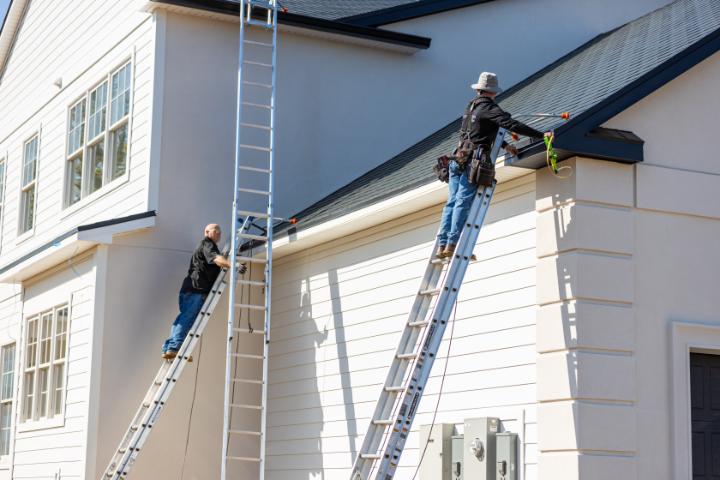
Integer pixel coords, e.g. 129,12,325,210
557,25,720,139
0,211,157,275
507,129,644,170
340,0,495,27
151,0,431,50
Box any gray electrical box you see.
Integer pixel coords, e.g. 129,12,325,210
496,432,518,480
420,424,455,480
463,417,500,480
451,435,464,480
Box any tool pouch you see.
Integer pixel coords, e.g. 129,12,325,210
433,155,450,183
468,147,495,187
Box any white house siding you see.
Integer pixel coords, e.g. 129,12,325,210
266,174,539,480
0,1,156,267
4,253,99,479
600,51,720,480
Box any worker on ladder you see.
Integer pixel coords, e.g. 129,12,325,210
161,223,245,360
436,72,551,258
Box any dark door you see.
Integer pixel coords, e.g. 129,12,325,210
691,352,720,479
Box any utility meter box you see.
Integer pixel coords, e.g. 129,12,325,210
496,432,518,480
451,434,464,480
420,424,455,480
463,417,500,480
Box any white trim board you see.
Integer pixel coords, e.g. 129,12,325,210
671,321,720,479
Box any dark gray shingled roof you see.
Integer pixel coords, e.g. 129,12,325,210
275,0,720,237
279,0,421,21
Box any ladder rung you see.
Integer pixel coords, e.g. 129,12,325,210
238,232,268,241
396,352,417,360
242,101,272,110
238,166,272,174
239,144,272,152
237,256,267,264
243,60,273,68
430,258,450,265
232,353,264,360
419,288,441,296
233,378,263,384
238,279,267,287
235,303,266,311
233,328,266,335
237,210,270,219
246,18,275,29
227,456,262,462
230,403,263,410
408,320,429,328
360,453,383,460
384,385,405,392
238,188,271,196
230,430,262,436
240,122,271,131
372,419,394,426
243,80,272,89
243,39,273,47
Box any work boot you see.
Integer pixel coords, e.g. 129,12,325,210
443,244,457,257
162,350,177,361
436,245,446,258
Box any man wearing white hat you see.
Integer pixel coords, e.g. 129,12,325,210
436,72,549,258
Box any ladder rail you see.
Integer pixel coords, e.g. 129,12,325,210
259,4,278,480
221,0,249,475
351,128,507,480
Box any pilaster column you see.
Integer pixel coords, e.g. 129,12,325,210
535,158,637,479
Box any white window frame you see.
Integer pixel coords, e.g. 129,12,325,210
18,305,69,431
18,135,39,239
0,342,16,464
63,59,133,211
671,321,720,479
0,155,6,252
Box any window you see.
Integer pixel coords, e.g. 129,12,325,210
21,306,68,423
19,136,38,234
64,61,131,207
0,344,15,456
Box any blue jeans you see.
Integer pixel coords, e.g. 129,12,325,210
162,292,206,352
438,160,479,246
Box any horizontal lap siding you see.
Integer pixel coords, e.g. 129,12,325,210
11,258,96,478
268,175,538,479
0,0,155,264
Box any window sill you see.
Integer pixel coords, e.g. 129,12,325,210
15,226,36,246
60,171,130,220
16,415,65,433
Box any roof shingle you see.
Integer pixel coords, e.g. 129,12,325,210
275,0,720,236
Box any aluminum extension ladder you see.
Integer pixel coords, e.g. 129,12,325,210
350,128,507,480
222,1,279,480
100,221,254,479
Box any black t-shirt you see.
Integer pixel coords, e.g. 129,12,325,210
180,237,222,295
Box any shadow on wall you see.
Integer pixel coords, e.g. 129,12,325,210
550,201,580,447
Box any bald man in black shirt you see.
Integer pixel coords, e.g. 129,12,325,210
162,223,232,360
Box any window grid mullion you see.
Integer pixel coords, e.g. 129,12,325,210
104,71,115,186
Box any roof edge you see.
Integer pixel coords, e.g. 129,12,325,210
0,211,157,279
0,0,28,81
339,0,495,27
150,0,431,50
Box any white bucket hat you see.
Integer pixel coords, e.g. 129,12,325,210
471,71,503,93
